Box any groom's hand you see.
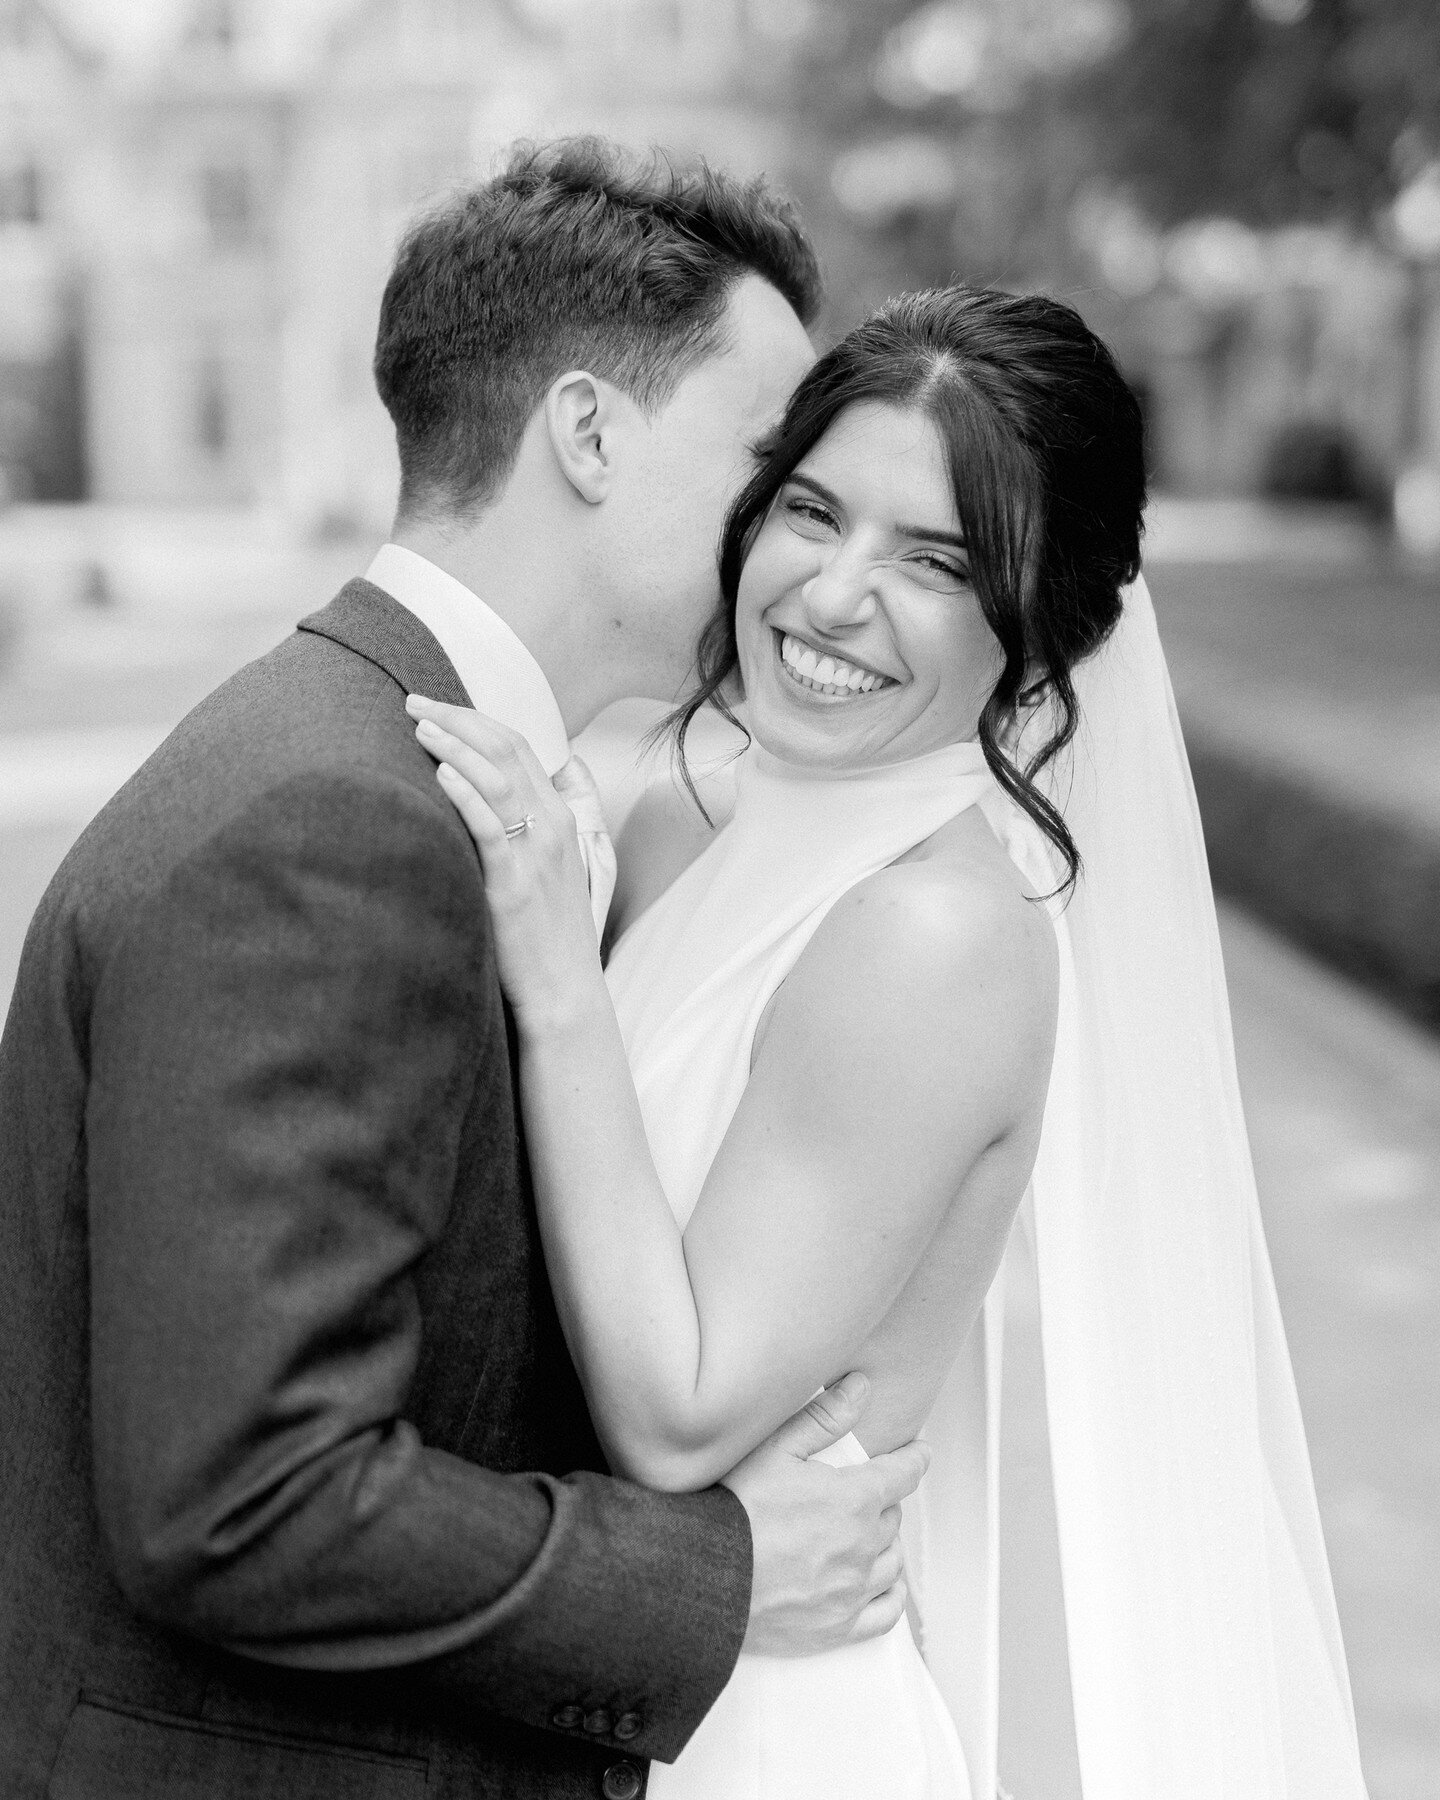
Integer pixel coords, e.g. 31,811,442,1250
722,1373,928,1656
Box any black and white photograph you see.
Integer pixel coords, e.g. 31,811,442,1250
1,2,1437,1796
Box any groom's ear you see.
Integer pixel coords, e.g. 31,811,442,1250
544,370,615,505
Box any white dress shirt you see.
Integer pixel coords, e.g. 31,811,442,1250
365,542,616,940
365,542,571,777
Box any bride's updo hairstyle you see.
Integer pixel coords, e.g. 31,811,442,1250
671,286,1146,891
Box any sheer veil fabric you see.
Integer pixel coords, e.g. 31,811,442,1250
912,573,1368,1797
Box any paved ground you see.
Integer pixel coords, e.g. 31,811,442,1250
1,504,1437,1796
1225,914,1440,1800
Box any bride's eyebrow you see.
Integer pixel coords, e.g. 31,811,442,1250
785,472,843,509
895,522,967,550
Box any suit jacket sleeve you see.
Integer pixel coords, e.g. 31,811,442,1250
84,766,751,1762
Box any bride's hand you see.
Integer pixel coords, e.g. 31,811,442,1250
406,696,602,1029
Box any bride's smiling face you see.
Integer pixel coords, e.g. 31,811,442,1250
734,401,1005,771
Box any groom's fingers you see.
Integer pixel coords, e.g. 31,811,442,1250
866,1440,931,1512
868,1540,905,1597
760,1372,869,1462
847,1578,908,1645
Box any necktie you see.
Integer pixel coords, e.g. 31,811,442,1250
551,754,617,946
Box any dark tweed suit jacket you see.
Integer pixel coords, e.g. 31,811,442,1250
0,579,751,1800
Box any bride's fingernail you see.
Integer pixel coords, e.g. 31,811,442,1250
437,763,460,785
416,719,441,741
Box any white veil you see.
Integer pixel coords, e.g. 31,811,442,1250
907,574,1370,1797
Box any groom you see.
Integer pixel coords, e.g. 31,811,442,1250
0,141,928,1799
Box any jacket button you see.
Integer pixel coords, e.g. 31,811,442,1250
552,1704,583,1729
583,1707,613,1736
613,1711,642,1741
602,1762,643,1800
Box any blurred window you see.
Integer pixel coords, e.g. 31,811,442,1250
0,161,41,227
200,165,253,250
194,359,230,456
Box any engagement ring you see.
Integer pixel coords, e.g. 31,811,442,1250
504,813,537,839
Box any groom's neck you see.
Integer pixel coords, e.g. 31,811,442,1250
390,493,602,734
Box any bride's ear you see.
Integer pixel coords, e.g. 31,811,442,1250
544,370,614,504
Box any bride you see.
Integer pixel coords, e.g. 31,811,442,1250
408,288,1370,1798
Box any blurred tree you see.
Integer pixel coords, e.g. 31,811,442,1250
780,0,1114,321
1076,0,1440,228
774,0,1440,335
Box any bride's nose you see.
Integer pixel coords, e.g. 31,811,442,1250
800,545,878,630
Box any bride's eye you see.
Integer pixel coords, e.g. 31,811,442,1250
783,495,838,535
911,550,969,586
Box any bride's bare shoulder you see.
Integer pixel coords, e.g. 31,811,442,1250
862,828,1050,994
765,808,1058,1073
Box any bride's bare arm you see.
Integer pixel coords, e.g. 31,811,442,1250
409,700,1055,1492
534,863,1050,1491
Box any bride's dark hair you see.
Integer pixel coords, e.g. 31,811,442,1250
666,286,1147,892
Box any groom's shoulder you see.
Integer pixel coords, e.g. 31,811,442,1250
49,604,467,930
143,618,435,820
199,609,412,768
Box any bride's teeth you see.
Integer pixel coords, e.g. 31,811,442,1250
778,631,890,696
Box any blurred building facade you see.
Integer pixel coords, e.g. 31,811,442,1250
0,0,795,527
0,0,98,501
5,0,1438,524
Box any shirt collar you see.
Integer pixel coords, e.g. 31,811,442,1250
365,542,571,777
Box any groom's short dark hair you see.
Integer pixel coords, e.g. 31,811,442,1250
374,137,823,519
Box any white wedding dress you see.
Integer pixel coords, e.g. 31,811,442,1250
606,735,1003,1800
595,575,1370,1800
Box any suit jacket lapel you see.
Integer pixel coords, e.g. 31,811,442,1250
298,578,473,710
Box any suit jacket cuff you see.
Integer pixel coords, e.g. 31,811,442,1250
419,1472,752,1764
